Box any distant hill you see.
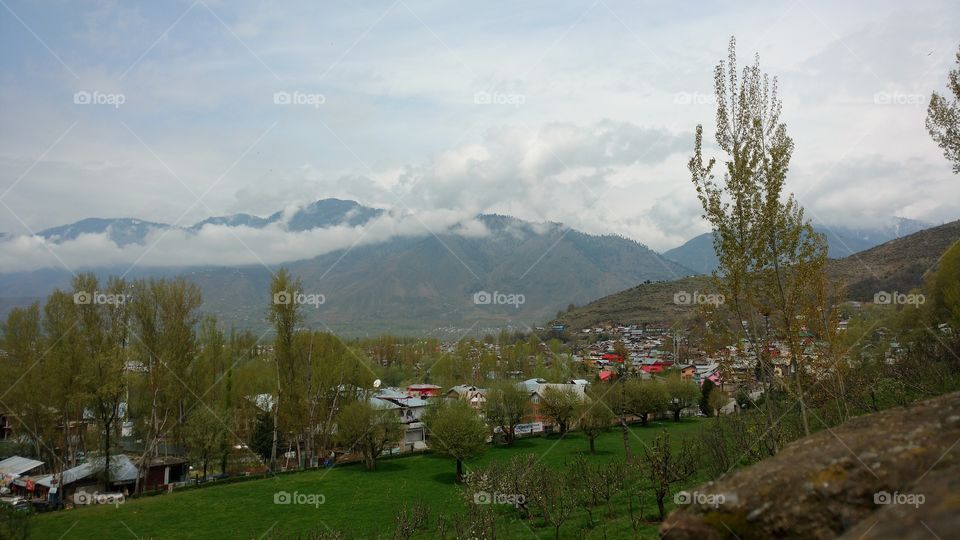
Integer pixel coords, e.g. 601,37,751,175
557,219,960,331
0,203,693,336
663,218,936,275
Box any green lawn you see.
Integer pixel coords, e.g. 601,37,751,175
30,419,704,539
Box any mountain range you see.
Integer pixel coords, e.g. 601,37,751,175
0,200,692,336
0,200,950,336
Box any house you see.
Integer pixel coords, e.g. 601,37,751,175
18,455,139,502
445,385,487,410
405,384,442,399
678,364,697,381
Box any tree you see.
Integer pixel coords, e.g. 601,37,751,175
483,382,531,444
423,399,487,482
183,407,226,480
249,410,277,462
927,242,960,329
612,341,632,460
689,36,828,445
700,379,716,417
335,400,402,471
74,274,130,490
625,380,668,427
532,468,576,540
927,44,960,173
578,387,615,454
538,386,582,435
638,431,697,521
708,387,730,416
267,268,302,470
664,373,700,422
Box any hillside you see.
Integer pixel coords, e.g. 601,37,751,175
557,219,960,331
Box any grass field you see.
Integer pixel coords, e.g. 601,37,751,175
30,419,705,539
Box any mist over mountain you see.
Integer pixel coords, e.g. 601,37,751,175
0,199,692,335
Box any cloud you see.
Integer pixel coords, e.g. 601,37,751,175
0,210,491,273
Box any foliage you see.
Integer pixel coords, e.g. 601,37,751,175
926,44,960,173
422,399,488,482
335,400,402,471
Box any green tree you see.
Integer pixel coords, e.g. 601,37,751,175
423,399,487,482
483,382,531,444
664,373,700,422
183,407,226,480
626,380,668,427
538,386,582,435
927,242,960,329
335,400,402,471
267,268,302,469
578,387,614,454
927,44,960,173
689,36,828,444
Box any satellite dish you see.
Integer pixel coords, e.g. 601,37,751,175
373,379,382,388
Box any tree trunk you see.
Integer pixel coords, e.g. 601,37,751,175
589,436,596,454
455,458,464,483
673,409,681,422
656,495,665,521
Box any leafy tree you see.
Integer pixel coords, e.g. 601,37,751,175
927,44,960,173
538,386,582,435
423,399,487,482
699,379,716,417
688,36,828,445
578,387,614,454
532,467,576,540
638,431,697,521
183,407,226,479
249,410,277,462
335,400,402,471
708,387,730,416
625,380,668,426
267,268,302,469
927,242,960,329
664,373,700,422
483,382,531,444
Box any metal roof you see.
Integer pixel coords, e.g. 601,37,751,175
0,456,44,476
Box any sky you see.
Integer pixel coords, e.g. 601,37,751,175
0,0,958,271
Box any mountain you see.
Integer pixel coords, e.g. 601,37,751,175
663,217,936,274
38,218,169,246
0,202,693,335
556,219,960,331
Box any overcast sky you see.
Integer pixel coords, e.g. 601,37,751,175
1,0,958,265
